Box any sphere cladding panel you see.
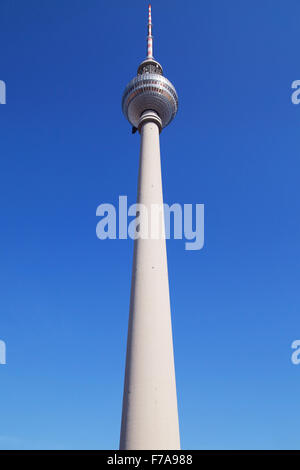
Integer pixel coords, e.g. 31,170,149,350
122,74,178,129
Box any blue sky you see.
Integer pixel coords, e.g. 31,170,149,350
0,0,300,450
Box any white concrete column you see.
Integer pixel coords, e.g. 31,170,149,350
119,111,180,450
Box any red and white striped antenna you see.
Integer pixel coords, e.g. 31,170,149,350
147,4,153,59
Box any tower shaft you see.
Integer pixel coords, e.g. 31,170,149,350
119,113,180,450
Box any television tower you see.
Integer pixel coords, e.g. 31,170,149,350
120,5,180,450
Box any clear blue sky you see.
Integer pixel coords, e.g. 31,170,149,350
0,0,300,450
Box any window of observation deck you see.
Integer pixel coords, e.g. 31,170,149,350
138,63,163,75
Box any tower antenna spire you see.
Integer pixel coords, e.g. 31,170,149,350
147,4,153,59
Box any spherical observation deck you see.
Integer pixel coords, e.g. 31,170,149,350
122,59,178,130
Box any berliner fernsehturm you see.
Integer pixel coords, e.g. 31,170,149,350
119,5,180,450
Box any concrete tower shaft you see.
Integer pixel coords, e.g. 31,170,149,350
119,111,180,449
